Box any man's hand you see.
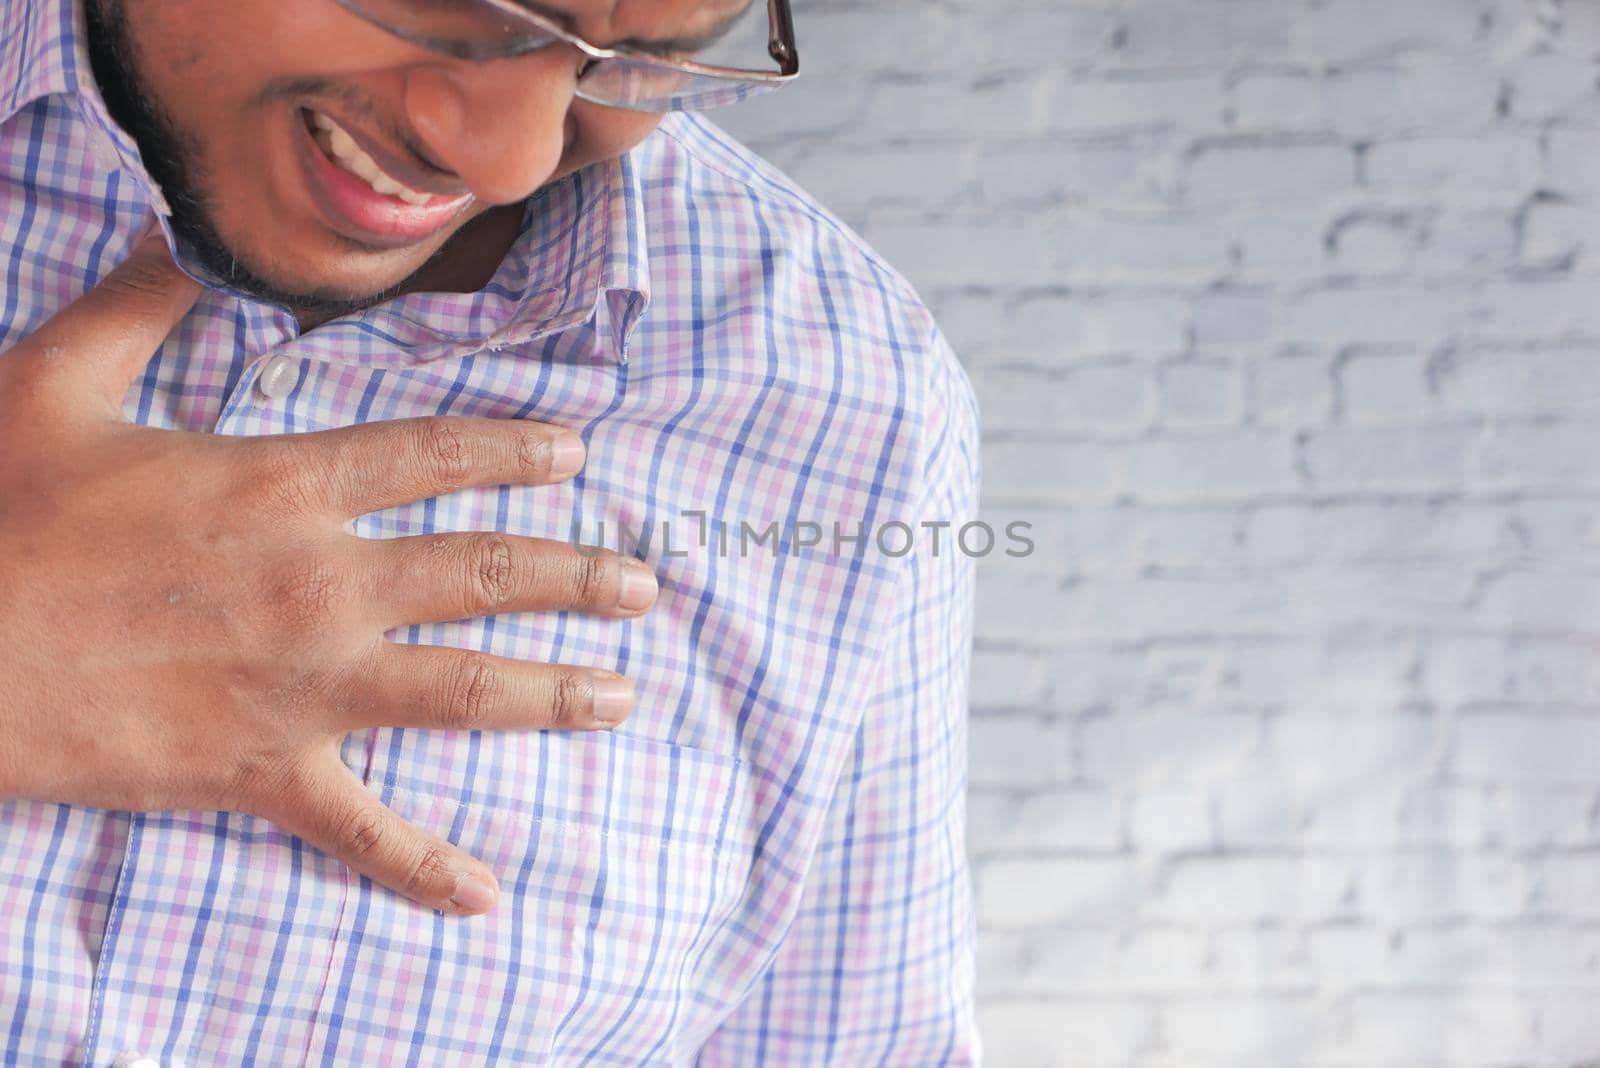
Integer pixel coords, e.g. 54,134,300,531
0,236,658,915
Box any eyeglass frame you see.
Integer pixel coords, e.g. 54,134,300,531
331,0,800,111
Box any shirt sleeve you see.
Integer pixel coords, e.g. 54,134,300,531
697,330,984,1065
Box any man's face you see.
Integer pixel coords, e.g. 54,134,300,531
89,0,741,314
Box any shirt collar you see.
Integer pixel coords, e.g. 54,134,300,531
2,0,653,365
451,148,653,365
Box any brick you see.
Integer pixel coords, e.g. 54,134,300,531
1158,361,1241,430
1207,928,1314,988
1128,788,1212,853
867,218,1057,289
1401,785,1495,847
1118,0,1295,67
785,144,971,216
1249,354,1335,429
1154,856,1355,921
1305,924,1392,983
1094,572,1292,634
1548,127,1600,198
1520,201,1600,270
978,9,1117,71
968,788,1122,853
1230,73,1326,131
1472,421,1600,490
1337,350,1434,424
1326,62,1500,137
1300,426,1477,492
1342,993,1537,1062
977,142,1145,207
1475,279,1600,340
1215,777,1307,847
979,438,1118,502
1390,925,1600,984
978,1000,1155,1066
1302,0,1482,63
1329,211,1417,274
1142,507,1249,567
1506,53,1600,119
968,715,1073,789
1261,716,1439,785
1487,786,1600,848
1080,712,1257,785
1507,636,1600,702
1435,346,1600,419
1355,853,1532,921
1014,293,1192,357
1194,289,1277,346
969,649,1048,709
1066,216,1235,280
1046,76,1224,134
1538,996,1600,1062
1124,433,1299,500
1185,141,1356,204
1236,209,1330,279
976,857,1143,927
1283,285,1471,347
1365,136,1543,195
978,927,1208,996
1451,714,1600,783
1160,997,1330,1061
1421,636,1514,704
1246,501,1507,565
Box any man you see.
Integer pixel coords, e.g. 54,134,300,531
0,0,981,1062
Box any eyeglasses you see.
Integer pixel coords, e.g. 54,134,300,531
332,0,799,112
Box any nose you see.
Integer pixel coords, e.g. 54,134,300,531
401,48,580,205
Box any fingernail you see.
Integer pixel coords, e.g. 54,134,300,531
549,432,586,479
450,871,499,913
589,671,634,726
617,559,658,612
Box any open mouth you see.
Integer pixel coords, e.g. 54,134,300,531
295,107,473,249
308,110,436,206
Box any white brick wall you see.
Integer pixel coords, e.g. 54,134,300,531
718,1,1600,1064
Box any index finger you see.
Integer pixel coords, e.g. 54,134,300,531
12,234,202,416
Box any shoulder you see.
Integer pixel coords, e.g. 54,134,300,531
634,113,980,484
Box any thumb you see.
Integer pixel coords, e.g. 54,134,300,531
13,233,203,418
268,752,502,916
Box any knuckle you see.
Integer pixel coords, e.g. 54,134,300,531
245,439,327,520
513,431,546,481
571,552,612,608
415,417,472,489
329,807,388,864
401,847,455,901
470,535,518,609
550,670,590,728
441,653,502,731
266,556,345,632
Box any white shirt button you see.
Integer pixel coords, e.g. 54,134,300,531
114,1055,162,1068
256,356,299,401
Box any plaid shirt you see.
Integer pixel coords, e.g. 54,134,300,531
0,1,981,1064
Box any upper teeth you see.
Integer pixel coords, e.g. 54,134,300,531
310,111,433,207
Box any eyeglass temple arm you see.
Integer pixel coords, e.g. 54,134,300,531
767,0,799,75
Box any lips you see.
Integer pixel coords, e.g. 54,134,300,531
293,108,474,250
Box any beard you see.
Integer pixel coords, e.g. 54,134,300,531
83,0,439,318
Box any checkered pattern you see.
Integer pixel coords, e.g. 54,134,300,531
0,1,981,1064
